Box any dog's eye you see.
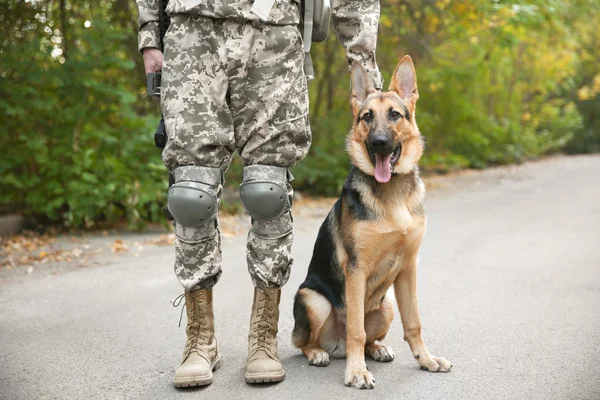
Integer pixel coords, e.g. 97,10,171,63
389,110,402,121
362,112,373,123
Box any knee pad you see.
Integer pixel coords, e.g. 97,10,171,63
168,166,222,233
240,165,292,221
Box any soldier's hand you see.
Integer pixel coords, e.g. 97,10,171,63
143,48,164,74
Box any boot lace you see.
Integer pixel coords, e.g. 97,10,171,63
172,293,186,327
173,292,210,358
250,290,276,358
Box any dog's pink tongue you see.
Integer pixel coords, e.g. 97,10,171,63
374,153,392,183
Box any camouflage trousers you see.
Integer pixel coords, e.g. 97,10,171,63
161,15,311,291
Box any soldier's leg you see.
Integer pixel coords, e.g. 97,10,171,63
227,22,311,383
232,23,310,287
162,15,234,291
161,15,233,387
168,166,223,290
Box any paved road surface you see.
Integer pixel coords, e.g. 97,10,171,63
1,155,599,400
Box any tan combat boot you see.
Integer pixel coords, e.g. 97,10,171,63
173,289,221,387
245,287,285,383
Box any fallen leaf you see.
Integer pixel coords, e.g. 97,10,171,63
143,234,175,246
72,248,84,258
111,240,129,253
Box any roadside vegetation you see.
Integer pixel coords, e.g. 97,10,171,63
1,0,599,228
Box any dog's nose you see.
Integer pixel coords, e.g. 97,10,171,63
370,135,389,149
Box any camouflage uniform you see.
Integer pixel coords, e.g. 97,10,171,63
136,0,382,292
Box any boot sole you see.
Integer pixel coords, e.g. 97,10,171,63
245,369,286,384
173,354,222,388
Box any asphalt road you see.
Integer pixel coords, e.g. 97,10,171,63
1,155,599,400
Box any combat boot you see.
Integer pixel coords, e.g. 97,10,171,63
245,287,285,383
173,289,221,387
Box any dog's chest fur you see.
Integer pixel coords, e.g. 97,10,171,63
340,168,425,312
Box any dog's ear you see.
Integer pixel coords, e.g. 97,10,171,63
389,55,418,113
351,61,376,113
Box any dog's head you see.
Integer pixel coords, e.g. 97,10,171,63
347,56,423,183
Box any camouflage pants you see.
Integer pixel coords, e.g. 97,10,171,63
161,15,311,291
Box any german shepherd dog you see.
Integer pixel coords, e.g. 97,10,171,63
292,56,452,389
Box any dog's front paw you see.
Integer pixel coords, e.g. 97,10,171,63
344,366,375,389
417,355,452,372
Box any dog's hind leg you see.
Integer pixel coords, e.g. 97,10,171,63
364,291,395,362
293,288,334,367
292,290,312,348
302,345,330,367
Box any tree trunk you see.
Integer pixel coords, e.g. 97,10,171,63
60,0,67,60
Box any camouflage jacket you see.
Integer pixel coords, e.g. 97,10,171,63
136,0,383,88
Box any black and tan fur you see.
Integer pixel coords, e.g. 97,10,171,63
292,56,452,389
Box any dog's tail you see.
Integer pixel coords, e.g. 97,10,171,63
292,291,310,348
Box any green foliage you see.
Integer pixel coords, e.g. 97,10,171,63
0,0,599,227
0,2,165,229
300,0,595,183
292,108,352,196
563,4,600,153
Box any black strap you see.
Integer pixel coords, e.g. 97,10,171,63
158,0,170,51
156,0,174,221
301,0,315,79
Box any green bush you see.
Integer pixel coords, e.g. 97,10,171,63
1,0,598,228
0,20,166,229
292,109,352,196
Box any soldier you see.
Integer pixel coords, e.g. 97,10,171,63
136,0,383,387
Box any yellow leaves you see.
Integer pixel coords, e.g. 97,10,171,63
466,10,479,22
435,0,450,10
522,112,532,122
593,74,600,93
581,73,600,100
451,2,478,22
452,3,468,15
380,14,392,29
427,15,441,33
525,46,576,90
564,102,576,113
110,239,129,253
143,233,175,246
578,86,592,101
577,73,600,101
429,82,442,93
1,232,93,270
497,6,516,19
552,53,574,74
